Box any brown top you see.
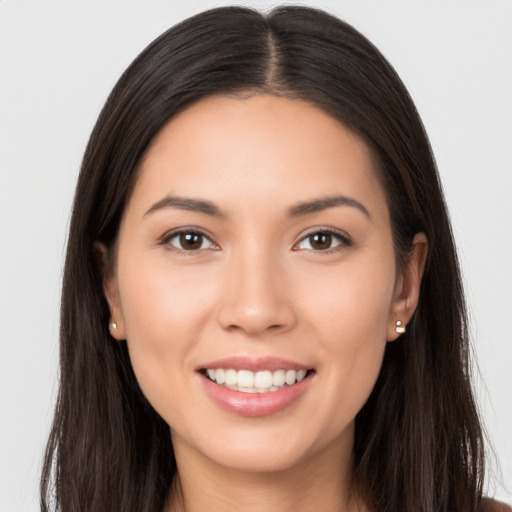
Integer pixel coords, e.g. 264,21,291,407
481,498,512,512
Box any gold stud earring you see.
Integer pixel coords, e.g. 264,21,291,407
395,320,406,334
109,321,118,331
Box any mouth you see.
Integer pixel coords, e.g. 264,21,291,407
200,367,315,394
197,357,315,416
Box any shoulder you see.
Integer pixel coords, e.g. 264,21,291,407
480,498,512,512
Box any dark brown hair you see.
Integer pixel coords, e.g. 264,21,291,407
41,6,485,512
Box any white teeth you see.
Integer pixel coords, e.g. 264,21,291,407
254,370,272,388
285,370,297,385
205,368,310,392
237,370,254,388
272,369,286,386
225,369,237,386
239,387,258,393
216,368,225,385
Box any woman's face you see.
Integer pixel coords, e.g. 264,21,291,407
104,94,425,473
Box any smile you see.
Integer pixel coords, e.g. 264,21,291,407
199,359,315,417
204,368,309,393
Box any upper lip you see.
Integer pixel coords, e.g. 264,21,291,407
198,356,312,372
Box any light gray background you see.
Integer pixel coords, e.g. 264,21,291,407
1,0,511,510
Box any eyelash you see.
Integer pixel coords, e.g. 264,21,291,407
160,228,218,253
294,228,352,254
159,227,352,254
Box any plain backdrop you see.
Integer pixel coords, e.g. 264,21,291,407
1,0,511,510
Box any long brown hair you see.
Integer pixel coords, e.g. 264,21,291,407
41,6,485,511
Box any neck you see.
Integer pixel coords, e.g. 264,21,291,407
165,428,365,512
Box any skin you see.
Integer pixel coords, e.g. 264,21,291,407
101,94,427,512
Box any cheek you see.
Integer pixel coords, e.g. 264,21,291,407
116,256,219,401
297,257,395,418
302,255,396,342
120,251,218,333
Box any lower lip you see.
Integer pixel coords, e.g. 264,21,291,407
200,373,312,417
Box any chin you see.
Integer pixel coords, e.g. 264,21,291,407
205,444,311,474
172,417,354,475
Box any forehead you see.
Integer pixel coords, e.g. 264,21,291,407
128,94,388,221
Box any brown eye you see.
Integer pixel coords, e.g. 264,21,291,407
165,231,216,251
309,232,332,250
296,230,350,252
180,233,203,250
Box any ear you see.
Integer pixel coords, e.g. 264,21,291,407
93,241,126,340
387,232,428,341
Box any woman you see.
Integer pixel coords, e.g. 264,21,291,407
40,5,510,512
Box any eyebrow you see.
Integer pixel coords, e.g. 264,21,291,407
144,194,227,219
287,195,371,220
144,193,370,220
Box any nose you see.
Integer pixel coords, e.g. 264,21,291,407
217,251,297,336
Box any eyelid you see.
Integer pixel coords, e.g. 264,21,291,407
293,227,352,252
159,226,219,252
